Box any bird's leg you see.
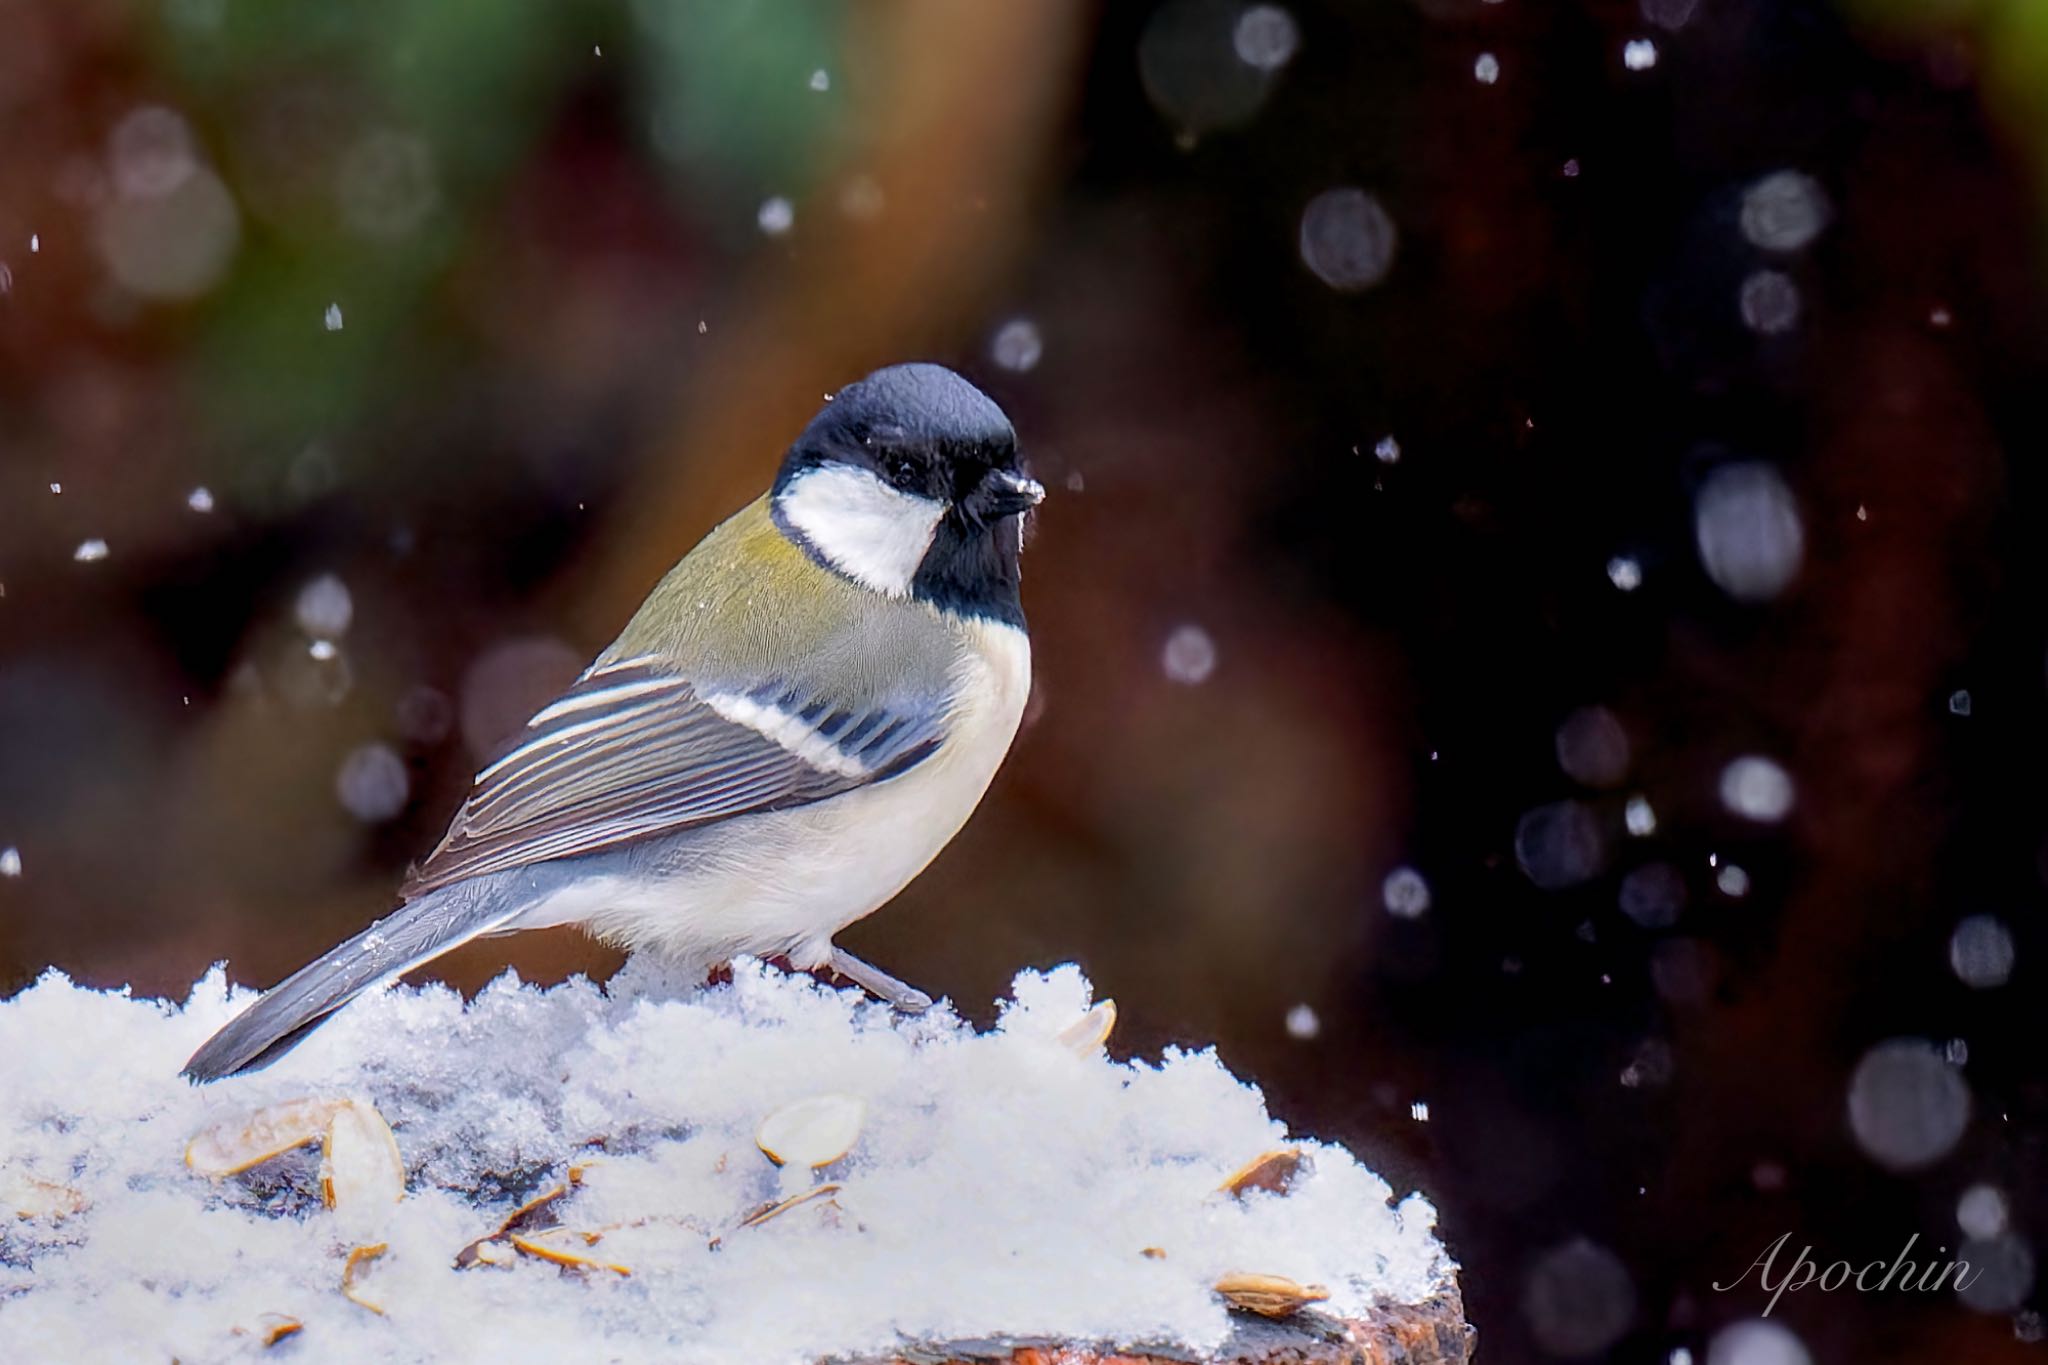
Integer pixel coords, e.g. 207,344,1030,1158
827,947,934,1014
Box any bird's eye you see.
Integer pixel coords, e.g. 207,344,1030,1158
883,454,918,487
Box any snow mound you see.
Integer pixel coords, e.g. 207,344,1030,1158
0,959,1449,1363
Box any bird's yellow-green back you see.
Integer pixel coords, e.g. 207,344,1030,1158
600,496,963,704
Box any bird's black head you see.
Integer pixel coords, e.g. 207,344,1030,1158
772,363,1041,628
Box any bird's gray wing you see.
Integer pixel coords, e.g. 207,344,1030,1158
399,655,946,898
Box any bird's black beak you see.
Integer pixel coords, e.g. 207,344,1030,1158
978,468,1046,519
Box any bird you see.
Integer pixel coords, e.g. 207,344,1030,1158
183,362,1043,1081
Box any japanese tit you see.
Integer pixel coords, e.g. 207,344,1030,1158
184,362,1043,1081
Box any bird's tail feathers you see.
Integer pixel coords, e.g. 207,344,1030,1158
181,882,524,1082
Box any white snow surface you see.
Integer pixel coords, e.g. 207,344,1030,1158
0,960,1449,1364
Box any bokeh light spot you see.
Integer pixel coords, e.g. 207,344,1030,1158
1382,866,1432,918
1694,462,1804,602
1949,915,2014,989
1515,800,1610,889
1740,171,1831,253
1161,624,1218,685
1521,1238,1635,1358
336,742,410,824
1847,1038,1971,1172
1299,188,1398,292
1555,706,1630,788
1718,756,1793,823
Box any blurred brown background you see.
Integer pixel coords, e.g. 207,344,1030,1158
6,0,2048,1361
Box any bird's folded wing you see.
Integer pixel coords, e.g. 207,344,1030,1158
399,656,945,898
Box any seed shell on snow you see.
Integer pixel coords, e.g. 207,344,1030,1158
340,1242,390,1315
755,1093,866,1169
462,1238,518,1268
185,1096,350,1178
320,1099,405,1213
1054,999,1117,1055
1213,1272,1330,1318
454,1179,573,1269
255,1313,303,1347
736,1180,843,1231
1218,1147,1308,1199
3,1171,89,1220
509,1227,632,1277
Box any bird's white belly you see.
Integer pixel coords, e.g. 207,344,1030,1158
515,620,1031,973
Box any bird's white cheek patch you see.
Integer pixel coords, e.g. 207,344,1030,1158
776,464,946,596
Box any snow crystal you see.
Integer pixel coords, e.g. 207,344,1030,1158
0,962,1449,1363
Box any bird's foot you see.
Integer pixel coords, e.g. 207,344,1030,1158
827,947,934,1014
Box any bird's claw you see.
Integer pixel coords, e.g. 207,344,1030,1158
827,947,935,1015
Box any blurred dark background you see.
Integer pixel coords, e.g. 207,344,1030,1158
4,0,2046,1360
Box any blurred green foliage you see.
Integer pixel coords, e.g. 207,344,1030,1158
1845,0,2048,189
144,0,844,480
